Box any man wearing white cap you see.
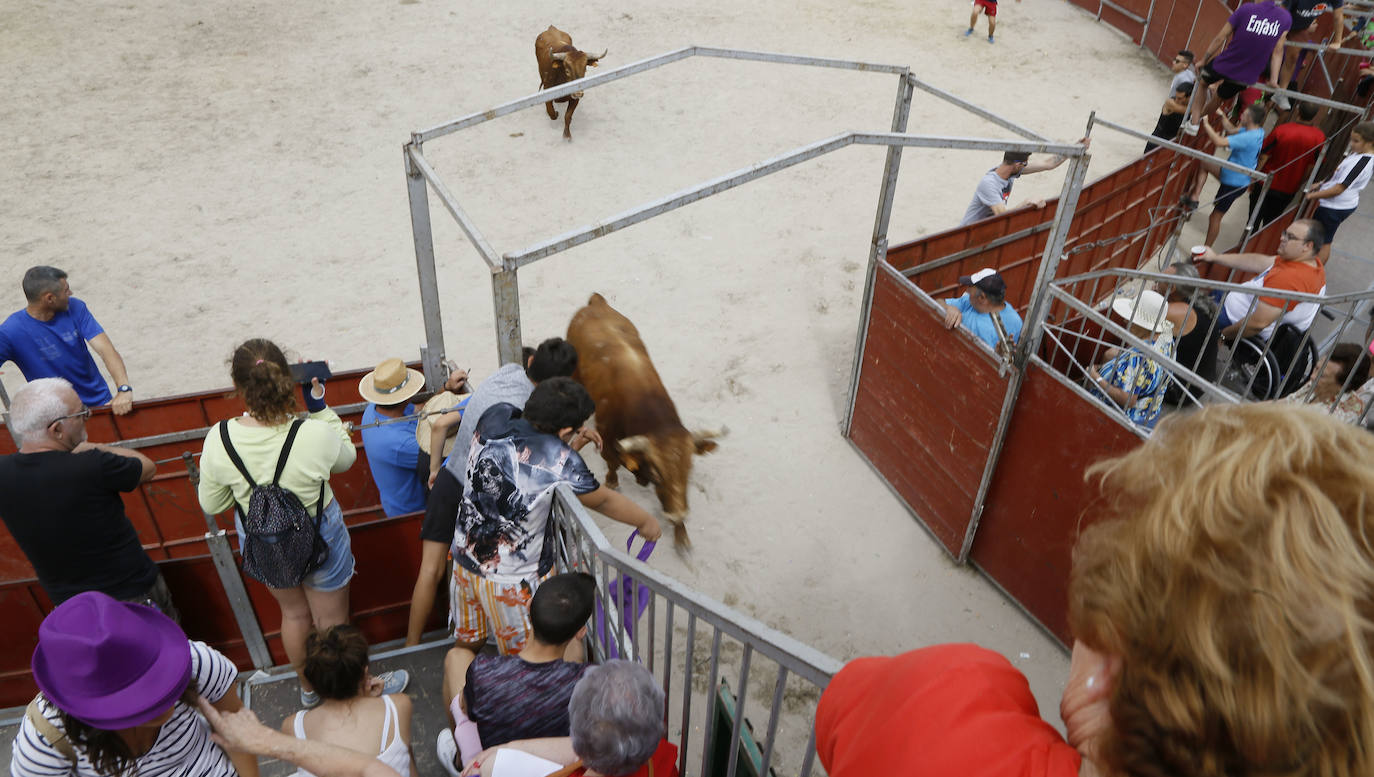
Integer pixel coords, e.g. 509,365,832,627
359,358,429,517
1087,289,1176,430
942,268,1023,355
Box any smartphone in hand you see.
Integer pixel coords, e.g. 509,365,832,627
288,361,332,384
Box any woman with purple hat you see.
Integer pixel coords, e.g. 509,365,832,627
12,591,257,777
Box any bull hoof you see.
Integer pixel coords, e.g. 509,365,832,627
563,133,572,141
550,112,558,119
605,474,620,490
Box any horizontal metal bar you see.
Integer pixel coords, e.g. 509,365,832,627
504,132,1082,267
406,147,503,271
505,133,857,266
1045,286,1241,404
413,47,698,144
1093,117,1270,180
1244,81,1369,114
1285,40,1374,57
851,132,1083,155
105,402,370,453
1099,0,1147,23
906,77,1052,142
902,222,1054,277
1055,265,1373,305
693,46,910,74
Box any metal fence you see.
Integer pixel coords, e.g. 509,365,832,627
548,485,844,777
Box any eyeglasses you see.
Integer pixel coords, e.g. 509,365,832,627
48,407,91,426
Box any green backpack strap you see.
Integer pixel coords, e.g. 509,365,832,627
26,695,77,764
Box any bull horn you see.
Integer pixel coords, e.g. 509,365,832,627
587,48,608,62
691,426,728,441
619,435,650,453
551,51,568,61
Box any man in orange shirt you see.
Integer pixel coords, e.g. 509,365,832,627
1198,217,1327,341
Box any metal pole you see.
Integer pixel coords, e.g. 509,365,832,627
184,453,273,670
405,144,448,390
844,72,914,436
1140,0,1158,47
957,152,1092,562
1238,173,1273,251
491,265,524,367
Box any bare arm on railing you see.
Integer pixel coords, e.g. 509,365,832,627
1021,136,1091,174
1197,246,1274,274
577,485,662,541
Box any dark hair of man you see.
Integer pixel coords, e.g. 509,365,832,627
1176,82,1194,98
972,285,1005,305
522,346,537,365
1178,49,1194,62
1297,102,1318,122
22,266,67,302
527,338,579,383
1296,218,1326,252
229,338,298,425
530,572,597,644
1245,104,1266,127
303,625,370,701
1327,342,1371,390
524,376,595,435
1003,151,1031,166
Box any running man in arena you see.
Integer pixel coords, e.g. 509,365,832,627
964,0,1020,44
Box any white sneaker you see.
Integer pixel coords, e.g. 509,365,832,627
1273,92,1292,110
1183,122,1199,136
437,729,463,777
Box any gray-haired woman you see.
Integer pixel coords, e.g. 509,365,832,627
459,660,678,777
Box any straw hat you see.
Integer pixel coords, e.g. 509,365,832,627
416,390,469,456
358,358,424,405
32,592,192,729
1110,289,1171,334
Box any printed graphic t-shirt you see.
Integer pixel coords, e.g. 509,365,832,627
454,404,599,583
1285,0,1341,32
0,298,110,406
960,169,1020,226
1219,127,1265,188
1260,122,1326,193
1210,1,1292,83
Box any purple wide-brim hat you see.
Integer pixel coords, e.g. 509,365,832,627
32,592,192,730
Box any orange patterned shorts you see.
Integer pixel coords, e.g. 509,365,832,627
448,565,552,654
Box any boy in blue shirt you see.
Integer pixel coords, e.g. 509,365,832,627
1191,104,1267,247
942,268,1023,355
359,357,430,517
0,266,135,414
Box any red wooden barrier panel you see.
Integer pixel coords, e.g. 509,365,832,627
968,361,1142,643
849,264,1008,556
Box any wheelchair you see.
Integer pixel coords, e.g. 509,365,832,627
1220,322,1318,400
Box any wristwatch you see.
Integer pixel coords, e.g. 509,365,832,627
117,385,133,393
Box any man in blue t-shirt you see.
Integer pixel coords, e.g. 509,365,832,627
942,268,1024,356
359,357,429,517
0,267,136,414
1193,104,1267,247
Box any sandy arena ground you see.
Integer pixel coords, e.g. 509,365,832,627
3,0,1178,733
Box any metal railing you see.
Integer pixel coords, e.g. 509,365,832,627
549,485,844,777
1040,266,1374,433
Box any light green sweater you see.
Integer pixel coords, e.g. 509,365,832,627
198,409,357,516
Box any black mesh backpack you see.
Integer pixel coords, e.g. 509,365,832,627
218,419,329,588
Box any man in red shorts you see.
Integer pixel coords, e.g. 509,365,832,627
965,0,1020,43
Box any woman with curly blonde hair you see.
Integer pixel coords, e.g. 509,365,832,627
817,403,1374,777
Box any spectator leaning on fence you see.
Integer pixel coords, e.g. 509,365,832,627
0,266,137,415
957,139,1089,226
1303,120,1374,264
1248,101,1325,228
358,357,429,518
941,268,1022,356
0,377,175,616
1198,218,1327,342
1282,341,1373,423
1087,289,1175,430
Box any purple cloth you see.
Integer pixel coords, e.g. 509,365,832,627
1210,1,1292,83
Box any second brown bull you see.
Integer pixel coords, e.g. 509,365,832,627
567,293,723,547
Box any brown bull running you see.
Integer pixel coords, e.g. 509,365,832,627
567,293,723,548
534,26,606,140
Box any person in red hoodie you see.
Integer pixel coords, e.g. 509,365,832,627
816,402,1374,777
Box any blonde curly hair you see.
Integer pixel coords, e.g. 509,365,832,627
1070,403,1374,777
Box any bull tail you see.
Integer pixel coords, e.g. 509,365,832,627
672,520,692,551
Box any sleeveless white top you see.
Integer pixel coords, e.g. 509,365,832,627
291,694,411,777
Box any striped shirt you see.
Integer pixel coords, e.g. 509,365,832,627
12,641,238,777
464,654,590,747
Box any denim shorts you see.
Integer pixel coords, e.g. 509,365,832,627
235,498,356,592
